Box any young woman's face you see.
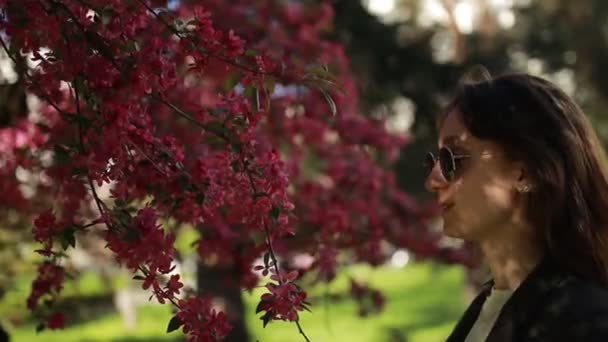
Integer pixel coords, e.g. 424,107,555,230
425,109,525,241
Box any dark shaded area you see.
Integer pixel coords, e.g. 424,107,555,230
52,293,117,326
0,323,9,342
197,264,249,342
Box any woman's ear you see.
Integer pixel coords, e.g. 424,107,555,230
514,164,533,193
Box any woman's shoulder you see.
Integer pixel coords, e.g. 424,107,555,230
525,258,608,316
528,275,608,341
546,274,608,315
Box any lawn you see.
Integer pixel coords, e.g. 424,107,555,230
6,262,466,342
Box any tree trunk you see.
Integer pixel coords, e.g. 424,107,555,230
196,262,250,342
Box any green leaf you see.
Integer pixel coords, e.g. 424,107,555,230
270,206,281,221
255,299,270,314
209,108,228,117
195,192,205,205
254,87,261,112
308,65,335,80
114,199,128,208
60,228,76,250
245,48,258,57
124,227,141,242
8,40,20,56
320,89,337,116
244,85,256,100
260,312,273,328
177,174,190,189
263,252,270,268
264,78,276,97
36,323,46,333
223,73,241,91
53,144,72,165
230,160,242,172
115,209,133,227
74,114,93,129
203,120,229,138
253,191,268,198
166,315,183,333
124,40,140,53
230,142,243,154
73,77,86,95
72,166,89,176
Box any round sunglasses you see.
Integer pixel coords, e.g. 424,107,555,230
424,147,470,182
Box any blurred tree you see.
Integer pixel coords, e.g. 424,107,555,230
331,0,608,199
0,1,465,341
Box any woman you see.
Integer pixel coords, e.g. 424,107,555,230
424,72,608,341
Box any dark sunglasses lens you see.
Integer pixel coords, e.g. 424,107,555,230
424,152,437,174
439,148,456,181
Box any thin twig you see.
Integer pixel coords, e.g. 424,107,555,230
45,0,122,71
0,36,67,115
137,265,183,309
135,0,270,76
149,93,231,141
296,320,312,342
125,137,169,176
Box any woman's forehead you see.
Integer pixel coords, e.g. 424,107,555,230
438,109,471,147
437,109,500,154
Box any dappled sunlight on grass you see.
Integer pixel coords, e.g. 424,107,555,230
6,262,466,342
246,262,466,342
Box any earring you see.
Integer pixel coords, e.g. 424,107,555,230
517,184,532,193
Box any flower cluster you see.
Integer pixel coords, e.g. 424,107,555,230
256,270,309,325
26,261,64,311
105,207,176,273
0,0,471,340
32,210,59,249
176,296,233,342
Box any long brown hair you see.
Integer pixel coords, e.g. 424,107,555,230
444,72,608,286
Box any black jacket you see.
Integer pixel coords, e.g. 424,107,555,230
446,258,608,342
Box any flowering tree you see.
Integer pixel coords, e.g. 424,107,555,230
0,0,473,340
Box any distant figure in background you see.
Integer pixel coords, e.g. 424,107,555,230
424,71,608,341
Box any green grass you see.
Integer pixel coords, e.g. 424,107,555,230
247,263,465,342
11,305,180,342
5,262,466,342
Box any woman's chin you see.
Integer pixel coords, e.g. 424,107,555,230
441,220,465,239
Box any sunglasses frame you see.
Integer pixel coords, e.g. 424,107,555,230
425,147,470,182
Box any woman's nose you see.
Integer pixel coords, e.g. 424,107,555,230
424,162,448,193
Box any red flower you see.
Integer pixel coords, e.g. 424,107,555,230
27,262,65,310
225,30,245,57
176,296,232,341
105,207,177,274
32,209,57,244
257,275,309,323
47,312,65,330
165,274,183,298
